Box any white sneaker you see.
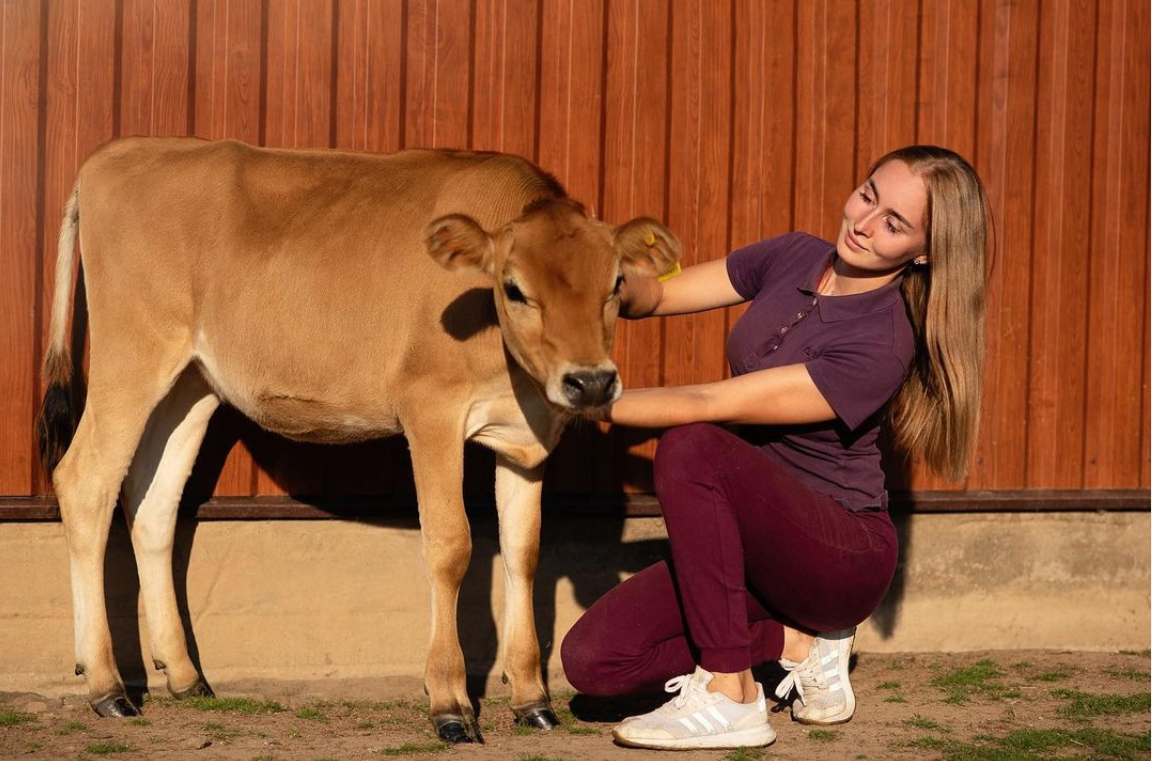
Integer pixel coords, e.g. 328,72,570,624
775,628,856,724
612,666,776,749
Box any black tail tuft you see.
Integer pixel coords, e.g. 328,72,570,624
37,381,77,477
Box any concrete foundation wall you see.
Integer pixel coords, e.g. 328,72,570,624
1,511,1148,698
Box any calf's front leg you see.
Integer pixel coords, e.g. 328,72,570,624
407,418,481,744
495,458,558,730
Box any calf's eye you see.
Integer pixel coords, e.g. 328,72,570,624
613,274,625,295
503,282,528,304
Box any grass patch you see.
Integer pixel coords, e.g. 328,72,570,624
807,729,839,742
1026,667,1073,682
355,719,374,729
296,706,328,722
1117,648,1150,657
512,722,537,736
193,696,285,714
0,708,36,725
925,727,1151,760
902,736,953,751
931,659,1019,703
887,661,905,671
906,715,948,732
516,757,573,761
379,742,449,756
877,680,902,690
86,742,132,754
1105,668,1150,681
24,741,41,751
128,716,151,726
883,693,907,703
153,694,285,714
58,720,87,734
1052,688,1151,718
725,749,767,761
203,721,242,741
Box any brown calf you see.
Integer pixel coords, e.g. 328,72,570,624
36,137,679,743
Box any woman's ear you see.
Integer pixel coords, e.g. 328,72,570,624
613,218,682,278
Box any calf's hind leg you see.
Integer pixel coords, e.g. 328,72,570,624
120,368,220,700
406,416,481,743
54,364,184,717
494,459,558,730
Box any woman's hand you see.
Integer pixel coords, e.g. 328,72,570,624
619,273,663,319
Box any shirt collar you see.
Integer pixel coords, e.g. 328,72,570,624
796,247,906,323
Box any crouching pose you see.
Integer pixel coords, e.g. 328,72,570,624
561,146,988,750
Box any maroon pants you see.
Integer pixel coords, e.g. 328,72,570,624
561,423,898,697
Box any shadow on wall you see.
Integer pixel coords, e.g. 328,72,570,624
99,404,912,702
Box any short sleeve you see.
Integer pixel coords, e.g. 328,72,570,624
805,338,911,431
725,232,813,300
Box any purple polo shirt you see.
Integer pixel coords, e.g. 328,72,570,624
724,232,914,511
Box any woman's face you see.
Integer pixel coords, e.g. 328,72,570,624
836,160,928,274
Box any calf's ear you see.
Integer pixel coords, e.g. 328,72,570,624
425,214,494,275
613,218,682,278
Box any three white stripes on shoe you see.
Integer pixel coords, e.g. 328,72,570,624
675,698,768,735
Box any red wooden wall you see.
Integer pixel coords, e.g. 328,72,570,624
1,0,1148,503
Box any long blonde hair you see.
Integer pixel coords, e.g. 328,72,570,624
879,146,988,482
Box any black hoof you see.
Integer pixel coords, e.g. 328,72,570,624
514,704,560,731
91,695,140,718
433,713,484,744
170,679,214,700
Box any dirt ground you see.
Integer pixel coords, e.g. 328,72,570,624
2,650,1148,761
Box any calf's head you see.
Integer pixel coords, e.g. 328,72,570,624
426,199,680,411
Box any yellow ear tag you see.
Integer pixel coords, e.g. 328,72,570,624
657,262,682,282
644,229,657,247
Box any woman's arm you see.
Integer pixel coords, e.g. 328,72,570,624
622,258,745,318
603,363,837,428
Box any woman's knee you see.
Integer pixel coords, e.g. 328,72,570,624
560,618,611,697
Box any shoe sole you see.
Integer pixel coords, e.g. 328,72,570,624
612,724,777,750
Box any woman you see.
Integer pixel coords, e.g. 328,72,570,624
560,146,988,750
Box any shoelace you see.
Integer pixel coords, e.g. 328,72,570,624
663,673,704,710
774,655,827,705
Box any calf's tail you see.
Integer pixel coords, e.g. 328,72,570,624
36,185,82,476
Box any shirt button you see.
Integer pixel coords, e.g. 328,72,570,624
811,297,818,305
796,312,805,320
779,326,789,334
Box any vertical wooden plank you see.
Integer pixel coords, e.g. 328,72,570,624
792,0,857,242
194,0,262,143
600,0,670,493
855,0,919,174
0,0,43,495
663,1,731,389
120,0,156,137
471,0,537,157
729,0,793,250
1088,0,1150,487
917,0,979,156
121,0,191,138
1026,0,1095,488
405,0,470,149
537,0,605,495
969,0,1039,490
335,0,404,153
153,0,192,136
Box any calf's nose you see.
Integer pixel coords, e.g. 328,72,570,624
561,370,618,408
